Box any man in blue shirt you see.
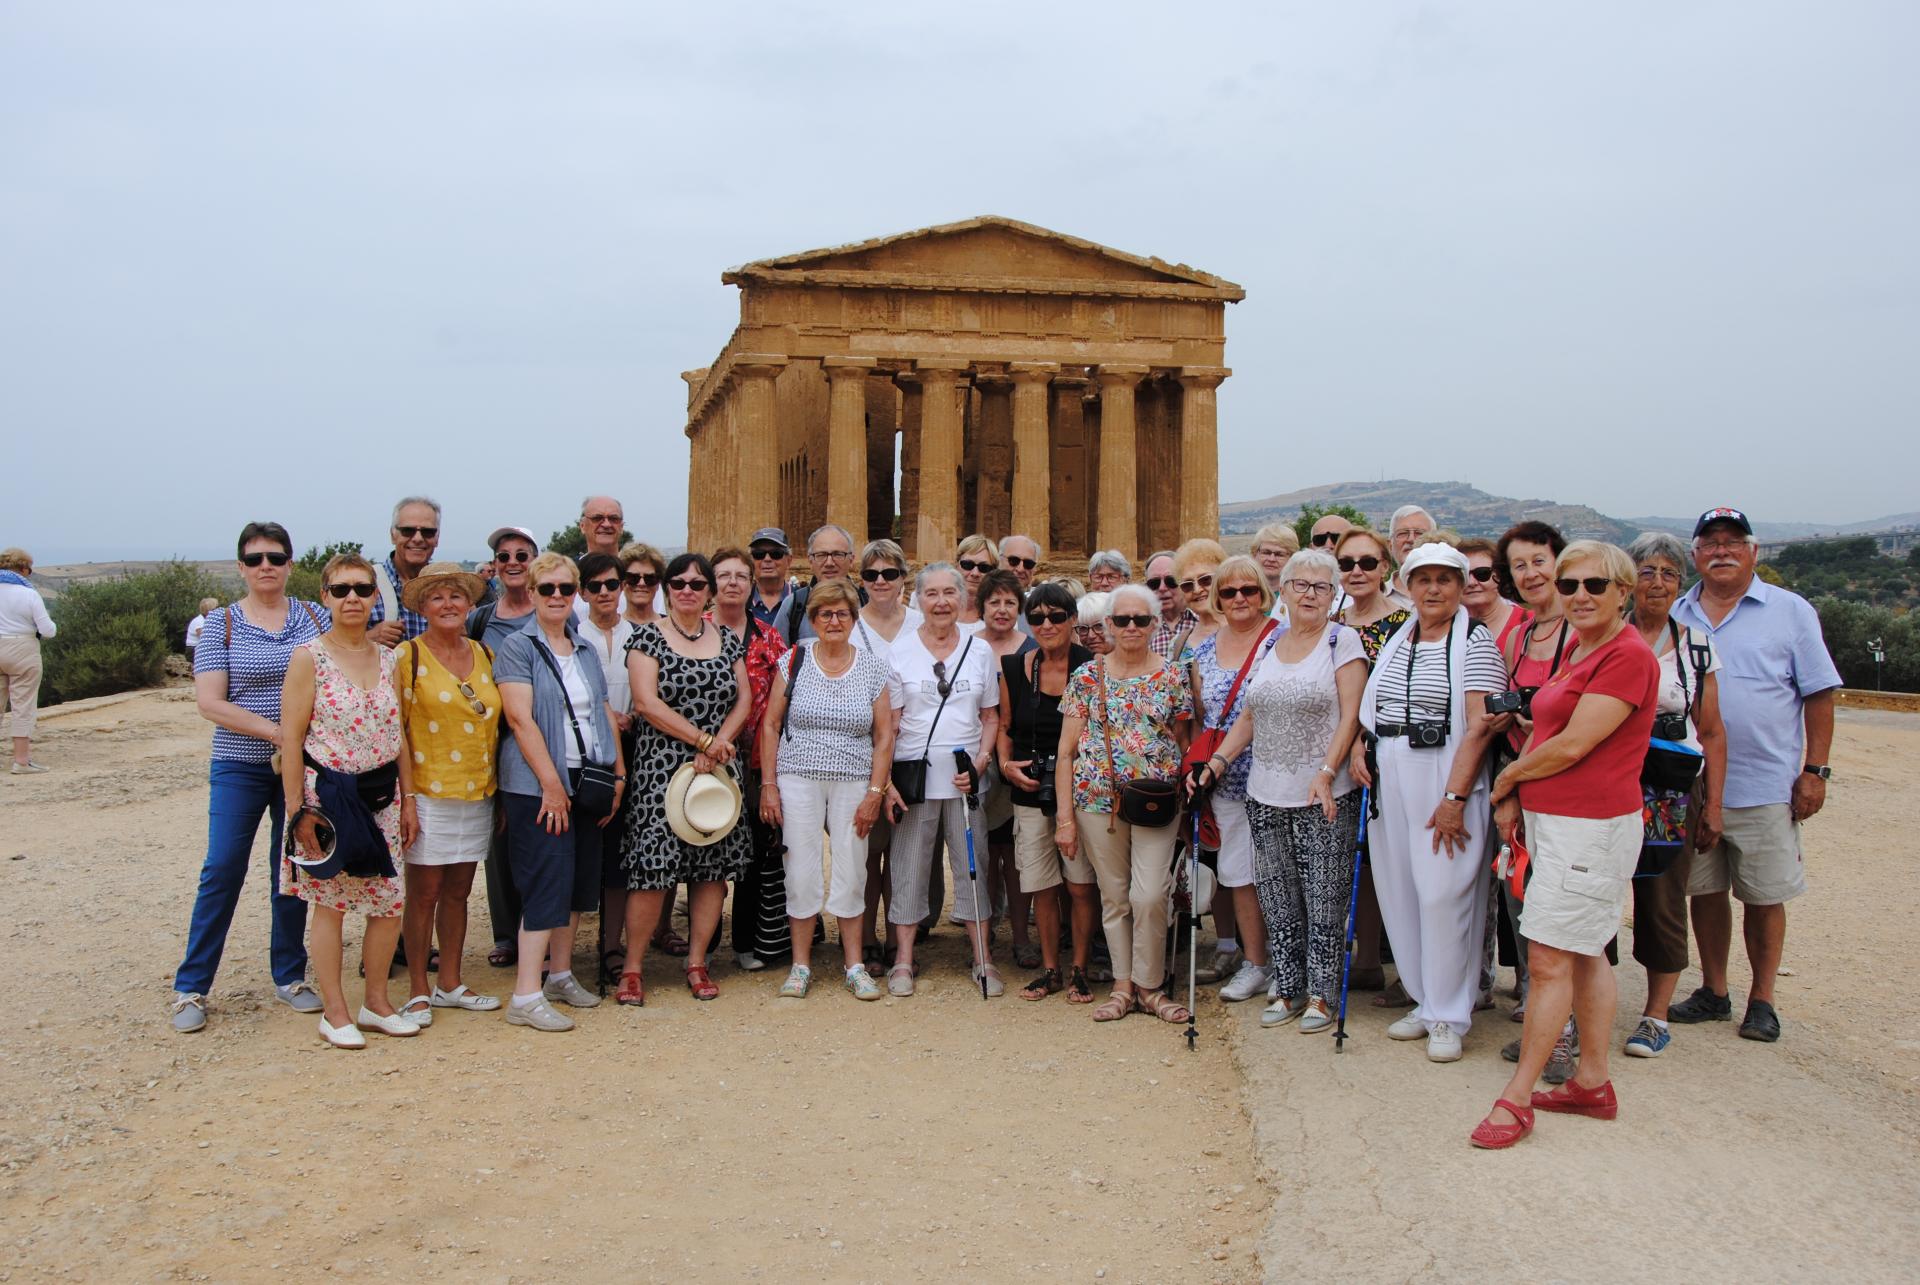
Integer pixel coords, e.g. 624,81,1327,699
747,527,796,633
1671,507,1840,1043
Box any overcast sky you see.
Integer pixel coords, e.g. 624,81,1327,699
5,2,1915,562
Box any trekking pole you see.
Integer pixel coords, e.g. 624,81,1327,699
954,749,989,1000
1334,786,1371,1054
1184,804,1202,1052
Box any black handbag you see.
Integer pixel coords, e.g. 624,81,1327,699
1096,658,1178,830
533,639,618,821
891,636,972,805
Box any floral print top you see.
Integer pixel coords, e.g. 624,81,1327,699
1344,608,1410,665
1058,658,1194,815
737,617,788,771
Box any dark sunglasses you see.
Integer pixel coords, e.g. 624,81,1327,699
240,551,290,567
1110,614,1155,629
1145,576,1176,591
1310,532,1341,547
1003,555,1036,570
395,525,438,540
1026,608,1073,626
1555,576,1614,597
1467,567,1496,583
932,659,952,699
534,582,577,598
667,577,709,593
1337,556,1382,572
499,549,533,564
861,566,905,583
1177,575,1213,596
583,577,622,594
957,558,993,573
324,582,376,599
623,572,659,588
750,548,787,561
1216,585,1262,601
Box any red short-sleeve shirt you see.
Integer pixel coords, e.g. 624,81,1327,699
1518,627,1659,819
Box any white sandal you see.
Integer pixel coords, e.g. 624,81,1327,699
431,984,502,1011
402,995,434,1028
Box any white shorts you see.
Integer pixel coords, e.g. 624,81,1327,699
1214,796,1253,888
1518,809,1640,957
405,796,493,867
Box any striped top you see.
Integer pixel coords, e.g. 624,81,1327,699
192,600,332,762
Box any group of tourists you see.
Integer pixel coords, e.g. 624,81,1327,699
154,492,1839,1149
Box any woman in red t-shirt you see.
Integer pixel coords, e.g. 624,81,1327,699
1469,542,1659,1150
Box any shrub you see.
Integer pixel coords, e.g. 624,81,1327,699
42,593,169,704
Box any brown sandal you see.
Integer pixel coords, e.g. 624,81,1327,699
1092,990,1132,1022
1136,989,1191,1024
684,964,719,1001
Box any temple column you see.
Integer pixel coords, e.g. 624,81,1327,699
1010,362,1057,548
1177,367,1229,541
972,365,1014,537
824,356,877,542
1094,364,1148,562
895,372,925,558
914,359,968,560
1048,371,1091,554
734,355,788,532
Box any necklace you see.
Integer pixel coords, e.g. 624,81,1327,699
668,615,706,643
813,646,854,677
328,636,374,655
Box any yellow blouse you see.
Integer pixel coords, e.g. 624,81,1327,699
397,638,501,801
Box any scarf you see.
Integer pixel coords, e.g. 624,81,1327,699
0,571,30,588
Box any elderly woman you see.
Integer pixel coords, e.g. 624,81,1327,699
1193,549,1366,1032
1353,543,1504,1063
279,554,418,1046
1621,531,1726,1058
616,553,753,1003
998,581,1098,1001
393,562,503,1025
472,526,541,970
974,567,1038,964
1086,550,1131,594
495,553,626,1031
1250,524,1301,624
1474,542,1660,1147
1168,538,1226,655
619,541,665,630
883,562,1003,996
758,580,894,1000
0,548,56,774
183,595,220,674
1057,584,1195,1024
170,522,330,1034
850,538,918,970
953,534,1000,633
1187,555,1282,1002
1075,591,1114,657
1457,536,1527,1011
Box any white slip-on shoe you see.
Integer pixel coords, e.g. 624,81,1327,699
1427,1021,1463,1062
356,1006,421,1037
318,1017,366,1049
431,984,501,1011
401,996,433,1028
1386,1013,1428,1041
1219,961,1274,1003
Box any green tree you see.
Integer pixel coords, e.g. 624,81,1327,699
1292,502,1374,547
547,522,634,559
291,540,363,602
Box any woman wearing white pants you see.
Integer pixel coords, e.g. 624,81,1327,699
1352,543,1503,1063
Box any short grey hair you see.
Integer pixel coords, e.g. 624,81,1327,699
391,495,442,525
1280,548,1339,584
1629,530,1691,571
915,560,964,596
1391,504,1433,529
1002,533,1042,561
579,494,622,517
1145,549,1176,573
808,523,855,554
1107,583,1157,619
1088,549,1132,579
1076,591,1111,626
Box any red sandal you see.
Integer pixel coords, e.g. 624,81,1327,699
616,971,645,1007
1531,1078,1618,1119
684,964,719,1001
1469,1099,1535,1150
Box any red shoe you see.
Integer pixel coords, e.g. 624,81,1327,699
1469,1099,1535,1150
1532,1078,1618,1119
615,971,645,1007
685,964,719,1001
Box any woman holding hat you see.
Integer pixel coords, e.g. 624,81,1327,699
1353,541,1504,1064
618,552,754,1004
279,553,417,1048
393,561,503,1026
494,552,626,1032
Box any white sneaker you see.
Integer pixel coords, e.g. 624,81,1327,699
1427,1021,1463,1062
1386,1013,1428,1041
736,951,766,972
1260,995,1308,1028
1219,961,1273,1003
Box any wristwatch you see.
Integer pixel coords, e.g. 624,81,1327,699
1442,791,1469,803
1802,764,1831,781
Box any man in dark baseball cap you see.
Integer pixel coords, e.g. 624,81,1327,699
748,527,794,630
1691,507,1752,538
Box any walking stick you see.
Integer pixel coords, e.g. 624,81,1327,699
954,749,990,1000
1334,786,1371,1054
1183,804,1202,1052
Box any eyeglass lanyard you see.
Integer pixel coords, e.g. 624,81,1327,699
1403,615,1455,728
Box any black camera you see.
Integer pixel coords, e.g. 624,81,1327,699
1652,712,1690,742
1031,754,1059,814
1485,690,1527,716
1408,721,1449,749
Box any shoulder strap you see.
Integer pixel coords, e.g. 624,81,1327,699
784,585,810,647
466,602,492,642
223,604,232,649
301,601,324,630
1211,618,1278,730
530,638,592,764
1096,658,1118,833
373,562,399,622
402,639,420,701
919,635,970,760
780,644,806,741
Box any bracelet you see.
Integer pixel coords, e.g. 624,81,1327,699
1316,765,1336,777
698,732,713,751
1209,753,1228,767
867,785,885,795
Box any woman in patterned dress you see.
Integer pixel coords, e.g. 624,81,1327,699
279,553,417,1049
618,552,754,1004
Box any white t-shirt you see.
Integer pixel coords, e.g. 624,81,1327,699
887,629,1000,800
853,606,922,657
185,614,208,649
1245,625,1368,808
1653,624,1721,754
556,651,599,768
575,615,636,718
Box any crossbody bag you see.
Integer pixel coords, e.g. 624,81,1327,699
532,639,618,820
890,635,973,804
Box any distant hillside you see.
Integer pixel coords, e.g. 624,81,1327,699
1626,512,1920,541
1222,480,1635,542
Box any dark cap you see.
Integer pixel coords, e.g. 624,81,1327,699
749,527,790,551
1692,506,1753,538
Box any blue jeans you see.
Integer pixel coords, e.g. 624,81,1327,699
173,759,309,994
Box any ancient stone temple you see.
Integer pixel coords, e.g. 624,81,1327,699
681,216,1242,563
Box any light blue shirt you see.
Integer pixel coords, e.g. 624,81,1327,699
492,615,617,797
1674,576,1840,809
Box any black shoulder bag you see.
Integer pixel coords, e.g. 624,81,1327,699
890,636,971,804
532,639,618,820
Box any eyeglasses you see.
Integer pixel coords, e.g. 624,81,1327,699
1392,527,1431,541
1253,547,1290,560
1695,540,1750,554
1555,577,1615,597
1110,614,1154,629
240,551,291,568
534,582,577,598
1283,580,1335,598
1217,584,1264,601
1145,576,1175,591
584,513,622,526
499,549,533,564
1310,532,1341,547
667,577,709,593
1177,574,1213,596
1337,556,1382,573
583,577,622,594
1637,566,1683,584
1004,555,1036,570
809,548,851,561
1026,608,1074,626
861,567,904,583
394,525,438,540
932,659,952,699
324,582,377,599
623,571,659,588
1467,567,1496,583
957,558,993,573
751,548,787,561
814,609,853,623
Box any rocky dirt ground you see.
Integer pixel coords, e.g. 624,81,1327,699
2,692,1915,1282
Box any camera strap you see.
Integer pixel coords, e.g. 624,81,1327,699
1401,614,1455,732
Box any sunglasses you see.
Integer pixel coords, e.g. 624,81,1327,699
1337,556,1382,572
534,582,577,598
1144,576,1175,591
583,577,623,594
1110,614,1155,629
1004,555,1036,570
932,659,953,699
957,558,993,573
751,548,787,561
667,577,709,593
1466,566,1496,583
324,582,377,599
1177,575,1213,596
861,566,905,583
1216,584,1263,601
395,525,438,540
240,551,291,567
1026,608,1074,626
623,571,659,588
1555,577,1615,597
455,680,487,717
1310,532,1341,547
499,549,533,564
584,514,622,526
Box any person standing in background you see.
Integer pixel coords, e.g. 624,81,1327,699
0,548,56,774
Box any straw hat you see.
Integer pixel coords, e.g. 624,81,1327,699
665,762,743,847
402,561,487,612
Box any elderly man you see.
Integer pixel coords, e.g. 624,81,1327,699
786,524,865,644
1309,512,1353,551
747,527,795,630
1143,550,1197,660
368,496,442,645
571,497,628,621
1670,506,1840,1043
1389,505,1435,599
1000,534,1042,591
1087,549,1131,593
